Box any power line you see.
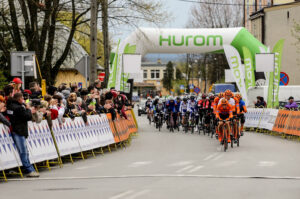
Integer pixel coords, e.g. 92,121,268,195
178,0,270,7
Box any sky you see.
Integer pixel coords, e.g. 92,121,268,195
112,0,192,42
111,0,192,62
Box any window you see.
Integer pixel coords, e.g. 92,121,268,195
151,70,155,79
156,70,160,79
143,70,147,79
151,70,160,79
163,70,167,78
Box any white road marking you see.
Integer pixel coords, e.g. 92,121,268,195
109,190,135,199
168,161,193,167
187,165,204,173
257,161,277,167
176,165,194,173
128,161,152,168
218,161,238,167
203,153,219,161
212,154,223,161
76,164,102,170
126,190,151,199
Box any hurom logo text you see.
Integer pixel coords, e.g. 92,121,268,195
159,35,223,47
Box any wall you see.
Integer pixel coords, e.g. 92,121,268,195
55,70,88,88
264,3,300,85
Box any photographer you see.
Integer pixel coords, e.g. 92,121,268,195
6,92,39,177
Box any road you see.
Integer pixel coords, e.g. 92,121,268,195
1,111,300,199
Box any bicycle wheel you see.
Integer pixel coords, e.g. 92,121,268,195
223,125,228,152
236,119,240,147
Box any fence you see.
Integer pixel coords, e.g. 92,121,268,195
245,108,300,136
0,110,138,181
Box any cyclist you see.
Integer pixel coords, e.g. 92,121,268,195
235,93,247,136
216,99,233,143
166,96,177,129
154,99,165,128
213,92,223,113
145,97,153,120
197,94,207,130
175,97,182,126
151,96,160,122
188,94,198,131
179,97,189,126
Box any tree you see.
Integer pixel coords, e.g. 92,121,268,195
187,0,243,85
176,67,183,80
0,0,92,85
162,61,174,93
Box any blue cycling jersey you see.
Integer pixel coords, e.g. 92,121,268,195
166,100,176,112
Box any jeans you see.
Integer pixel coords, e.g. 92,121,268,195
11,132,35,173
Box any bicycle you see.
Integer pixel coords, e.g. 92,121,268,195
156,112,164,131
219,120,230,152
168,112,175,132
146,108,152,125
231,116,240,147
182,112,189,133
189,112,196,134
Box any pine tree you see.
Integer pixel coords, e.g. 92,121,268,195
162,61,174,93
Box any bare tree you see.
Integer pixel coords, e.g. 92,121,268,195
187,0,243,87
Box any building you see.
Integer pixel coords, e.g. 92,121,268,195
250,1,300,85
139,59,177,96
244,0,296,32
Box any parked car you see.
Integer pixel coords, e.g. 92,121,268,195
137,99,147,116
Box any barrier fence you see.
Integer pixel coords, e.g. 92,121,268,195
0,109,138,181
245,108,300,136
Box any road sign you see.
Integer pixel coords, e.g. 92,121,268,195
194,87,200,94
98,72,105,82
280,72,289,86
78,82,83,89
189,84,194,89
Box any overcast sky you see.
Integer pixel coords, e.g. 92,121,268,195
111,0,192,42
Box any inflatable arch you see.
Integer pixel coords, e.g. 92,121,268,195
108,27,268,101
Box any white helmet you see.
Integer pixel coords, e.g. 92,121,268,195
155,96,159,100
158,100,163,104
147,97,151,100
168,96,174,101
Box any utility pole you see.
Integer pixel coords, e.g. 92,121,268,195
100,0,109,88
90,0,98,84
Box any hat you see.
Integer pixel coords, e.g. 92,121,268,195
12,77,23,84
288,96,294,100
61,90,70,99
23,89,32,95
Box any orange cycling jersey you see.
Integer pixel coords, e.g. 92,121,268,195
216,103,233,120
233,97,240,114
213,97,220,112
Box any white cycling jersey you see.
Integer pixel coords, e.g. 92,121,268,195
218,97,235,106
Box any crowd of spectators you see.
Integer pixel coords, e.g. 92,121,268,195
0,77,132,177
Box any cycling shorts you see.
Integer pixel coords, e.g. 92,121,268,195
219,113,229,120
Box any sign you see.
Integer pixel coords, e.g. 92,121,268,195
189,84,194,89
280,72,289,86
78,82,83,89
98,72,105,82
194,87,200,94
225,69,235,82
255,53,275,72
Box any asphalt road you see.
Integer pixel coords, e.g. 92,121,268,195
1,111,300,199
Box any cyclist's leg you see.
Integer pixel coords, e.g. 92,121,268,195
226,121,231,143
240,114,245,135
217,121,224,142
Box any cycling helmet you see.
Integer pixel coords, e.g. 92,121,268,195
183,97,188,102
235,93,241,99
176,96,181,101
158,100,163,104
147,97,151,100
202,94,207,99
224,90,232,97
220,98,228,105
209,95,215,100
218,92,224,98
169,96,174,101
155,96,159,100
208,93,214,97
190,95,195,100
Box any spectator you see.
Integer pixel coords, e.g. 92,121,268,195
94,80,102,91
29,82,42,99
255,96,266,108
285,96,298,110
12,77,23,95
6,92,39,177
0,95,11,127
